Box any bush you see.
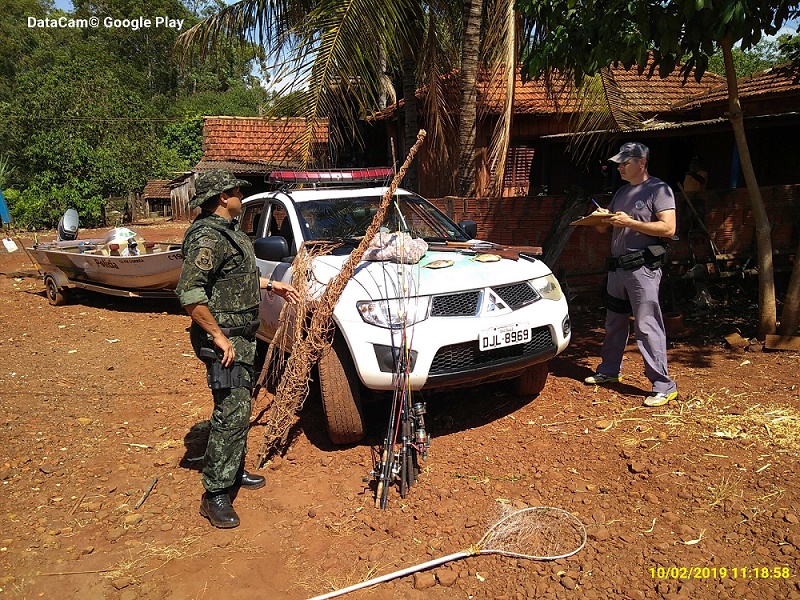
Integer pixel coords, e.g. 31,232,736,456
11,181,104,230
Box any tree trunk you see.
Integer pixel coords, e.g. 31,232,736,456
778,233,800,335
402,46,419,192
457,0,482,197
541,186,587,269
721,39,776,339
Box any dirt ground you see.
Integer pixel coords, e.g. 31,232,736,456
2,222,800,600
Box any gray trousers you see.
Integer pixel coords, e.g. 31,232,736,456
598,266,677,395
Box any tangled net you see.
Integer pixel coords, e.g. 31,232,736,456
256,131,427,465
308,506,587,599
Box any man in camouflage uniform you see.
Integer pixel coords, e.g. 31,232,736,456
176,170,299,528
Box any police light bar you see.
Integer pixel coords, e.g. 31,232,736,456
269,168,394,184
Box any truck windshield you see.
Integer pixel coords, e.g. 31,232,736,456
296,194,469,243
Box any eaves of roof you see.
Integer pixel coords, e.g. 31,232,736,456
672,64,800,110
538,110,800,140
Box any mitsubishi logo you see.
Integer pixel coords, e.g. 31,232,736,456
482,289,511,315
487,291,505,312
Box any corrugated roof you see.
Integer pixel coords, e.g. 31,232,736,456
142,179,172,199
673,64,800,109
201,116,329,166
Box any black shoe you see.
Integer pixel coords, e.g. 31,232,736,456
236,469,266,490
200,491,240,528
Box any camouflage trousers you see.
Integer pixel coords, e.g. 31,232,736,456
202,372,253,493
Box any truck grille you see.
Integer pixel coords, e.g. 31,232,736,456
429,282,537,317
430,291,480,316
493,282,539,309
429,326,554,374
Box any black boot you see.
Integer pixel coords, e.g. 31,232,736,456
200,491,240,528
236,469,266,490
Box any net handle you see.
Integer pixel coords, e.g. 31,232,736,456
307,550,470,600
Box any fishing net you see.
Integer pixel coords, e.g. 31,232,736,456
308,506,587,599
255,131,427,465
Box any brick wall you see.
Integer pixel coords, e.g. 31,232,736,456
431,184,799,284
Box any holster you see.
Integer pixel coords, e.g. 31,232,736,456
643,244,668,269
219,319,260,340
197,347,253,391
605,291,633,314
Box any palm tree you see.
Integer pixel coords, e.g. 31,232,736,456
178,0,461,191
177,0,525,197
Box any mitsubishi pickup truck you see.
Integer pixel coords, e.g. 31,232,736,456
240,169,571,444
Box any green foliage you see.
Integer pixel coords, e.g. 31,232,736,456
0,0,49,102
0,0,271,229
162,116,205,167
777,33,800,62
9,175,105,230
707,38,785,77
518,0,798,84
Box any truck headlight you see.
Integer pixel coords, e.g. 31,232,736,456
530,274,563,301
357,297,431,329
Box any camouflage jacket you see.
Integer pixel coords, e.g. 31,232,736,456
176,213,261,364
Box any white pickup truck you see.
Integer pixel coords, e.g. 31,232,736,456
240,170,571,444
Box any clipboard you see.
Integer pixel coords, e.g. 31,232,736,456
570,211,613,226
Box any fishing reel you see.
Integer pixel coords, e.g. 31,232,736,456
369,455,400,482
411,402,430,459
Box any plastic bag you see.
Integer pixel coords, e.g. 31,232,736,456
363,232,429,264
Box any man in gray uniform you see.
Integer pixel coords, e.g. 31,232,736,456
584,143,678,407
177,170,299,528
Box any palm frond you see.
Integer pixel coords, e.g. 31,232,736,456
482,0,518,195
565,67,647,165
417,6,458,172
178,0,418,167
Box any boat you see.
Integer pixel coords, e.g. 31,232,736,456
26,212,184,304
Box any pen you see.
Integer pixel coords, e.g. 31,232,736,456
591,198,602,210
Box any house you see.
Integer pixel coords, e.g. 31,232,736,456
369,62,800,285
141,179,173,217
169,116,330,217
369,62,726,197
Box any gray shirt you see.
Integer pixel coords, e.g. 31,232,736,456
608,177,675,257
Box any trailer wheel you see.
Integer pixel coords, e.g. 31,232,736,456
513,362,549,396
44,275,68,306
318,333,366,445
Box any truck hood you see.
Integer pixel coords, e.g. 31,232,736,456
310,250,553,300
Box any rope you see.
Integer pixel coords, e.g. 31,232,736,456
256,131,427,464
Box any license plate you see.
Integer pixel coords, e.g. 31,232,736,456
479,323,531,351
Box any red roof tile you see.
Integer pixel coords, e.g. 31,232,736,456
373,61,724,119
672,64,800,109
482,62,723,114
201,116,329,167
142,179,172,199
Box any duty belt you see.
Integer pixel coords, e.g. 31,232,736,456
607,251,646,271
219,319,260,339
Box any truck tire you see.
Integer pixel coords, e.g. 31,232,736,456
44,275,68,306
513,362,549,396
318,333,366,445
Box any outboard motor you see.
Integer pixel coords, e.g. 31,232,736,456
57,209,80,241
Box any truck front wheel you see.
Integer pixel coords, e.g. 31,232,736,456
318,333,366,445
513,362,549,396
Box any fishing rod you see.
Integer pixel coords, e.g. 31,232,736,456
371,210,430,509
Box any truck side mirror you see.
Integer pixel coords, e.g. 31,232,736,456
459,220,478,239
254,236,289,261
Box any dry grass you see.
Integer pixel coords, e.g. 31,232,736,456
104,534,259,582
707,473,743,508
